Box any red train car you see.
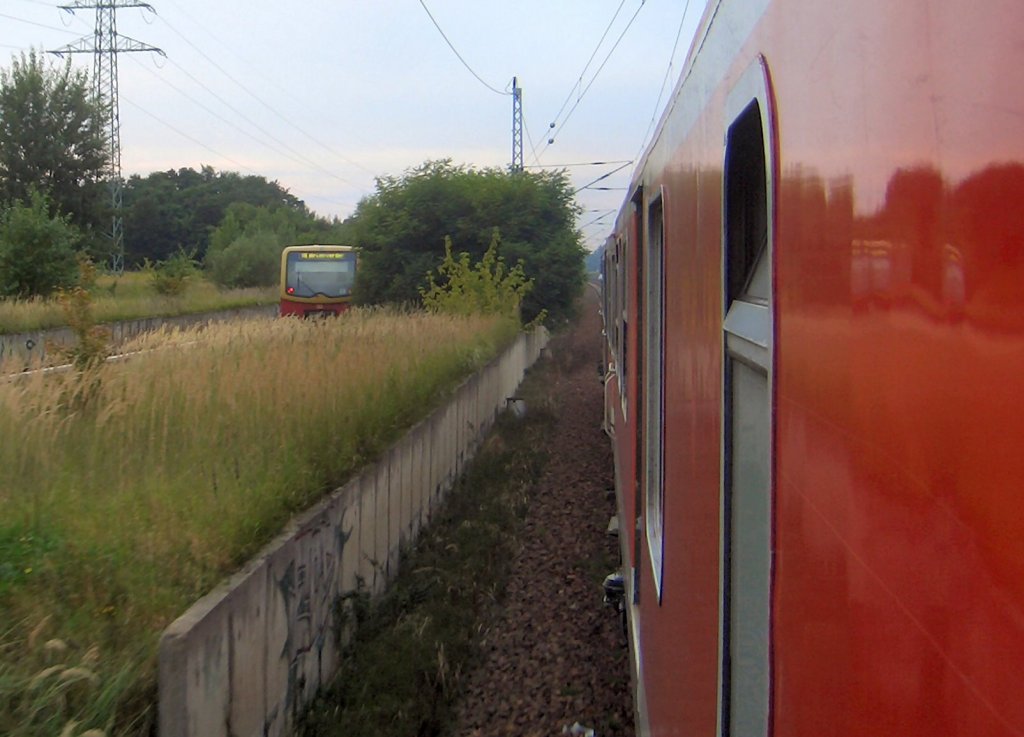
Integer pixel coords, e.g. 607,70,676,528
600,1,1024,735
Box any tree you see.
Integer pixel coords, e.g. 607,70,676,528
0,190,79,298
122,167,314,266
205,230,281,288
0,51,108,249
204,201,346,287
342,160,586,323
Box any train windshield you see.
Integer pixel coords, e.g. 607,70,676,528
285,251,356,298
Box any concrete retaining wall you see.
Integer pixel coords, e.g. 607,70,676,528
0,304,277,367
158,326,549,737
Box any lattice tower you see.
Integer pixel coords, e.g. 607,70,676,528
51,1,163,273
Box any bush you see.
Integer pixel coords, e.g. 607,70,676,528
346,160,585,323
205,230,280,288
50,256,110,374
146,249,198,296
0,191,79,298
420,230,535,324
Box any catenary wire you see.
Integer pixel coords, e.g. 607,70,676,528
537,1,645,161
417,0,510,96
572,162,633,195
635,0,693,161
525,0,625,168
524,160,632,169
544,0,626,130
579,210,615,230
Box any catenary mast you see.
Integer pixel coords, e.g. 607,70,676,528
511,76,524,173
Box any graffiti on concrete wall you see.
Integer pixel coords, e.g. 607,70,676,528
272,514,353,728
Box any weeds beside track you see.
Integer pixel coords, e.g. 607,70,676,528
0,308,517,736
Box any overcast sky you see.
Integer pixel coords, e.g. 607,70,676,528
3,0,707,249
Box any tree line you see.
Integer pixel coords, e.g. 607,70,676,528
0,51,585,322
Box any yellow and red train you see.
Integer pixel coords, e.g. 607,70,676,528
601,1,1024,735
279,244,358,317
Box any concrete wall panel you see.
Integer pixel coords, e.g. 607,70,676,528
410,423,426,541
158,327,548,737
227,570,268,737
387,445,403,577
399,430,413,548
374,460,390,593
356,470,376,593
262,538,297,737
0,305,276,368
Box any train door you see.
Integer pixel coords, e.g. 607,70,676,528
720,58,776,737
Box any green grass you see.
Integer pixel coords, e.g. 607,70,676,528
299,351,558,737
0,308,519,736
0,271,276,335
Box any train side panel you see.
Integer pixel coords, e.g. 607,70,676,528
771,1,1024,734
604,0,1024,735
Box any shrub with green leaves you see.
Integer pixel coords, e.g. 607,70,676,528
49,257,109,375
0,192,79,298
347,160,585,323
145,249,198,296
420,229,536,324
204,202,345,289
205,230,281,288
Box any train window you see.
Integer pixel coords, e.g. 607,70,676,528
645,191,666,599
610,237,621,371
620,235,628,418
630,187,644,606
285,250,357,298
721,58,775,737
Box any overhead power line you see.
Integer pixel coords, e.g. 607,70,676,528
124,55,317,175
155,11,375,178
121,96,355,212
0,10,78,34
157,56,359,188
417,0,509,96
120,95,255,174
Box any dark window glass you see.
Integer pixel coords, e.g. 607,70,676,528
286,252,356,298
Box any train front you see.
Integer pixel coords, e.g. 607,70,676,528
279,245,358,317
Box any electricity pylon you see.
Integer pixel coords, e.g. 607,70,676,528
511,76,524,173
51,1,164,273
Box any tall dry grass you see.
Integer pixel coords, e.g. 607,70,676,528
0,308,517,735
0,272,275,335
